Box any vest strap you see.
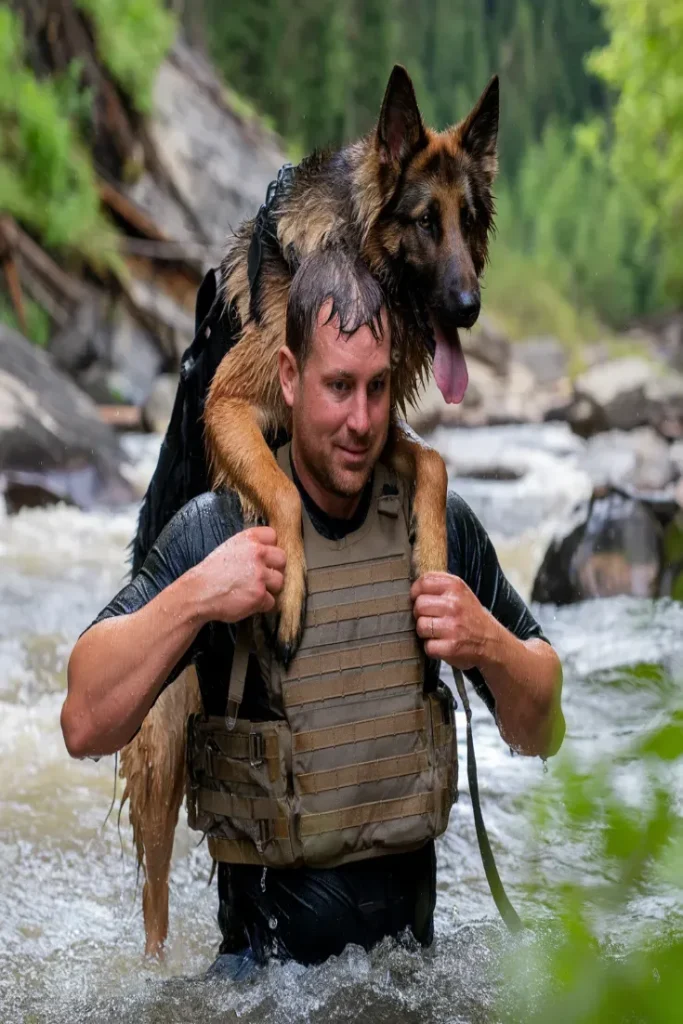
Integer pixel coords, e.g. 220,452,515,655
297,749,429,796
282,661,422,708
299,790,438,836
225,621,250,729
208,836,279,865
292,708,426,754
197,744,279,785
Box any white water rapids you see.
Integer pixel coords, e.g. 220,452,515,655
1,426,681,1023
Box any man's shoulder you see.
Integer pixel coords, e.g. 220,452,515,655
159,489,244,559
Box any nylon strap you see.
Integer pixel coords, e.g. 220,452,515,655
300,790,436,836
286,637,419,681
192,722,279,761
452,669,524,934
208,836,283,865
293,707,426,754
306,555,408,595
196,789,288,837
283,661,422,707
297,750,429,795
198,746,279,785
225,621,250,729
305,592,413,628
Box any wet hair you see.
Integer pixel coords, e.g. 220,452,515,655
286,247,386,366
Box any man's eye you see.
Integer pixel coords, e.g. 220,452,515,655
330,380,349,393
369,378,386,395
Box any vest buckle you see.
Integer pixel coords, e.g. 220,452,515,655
249,731,265,767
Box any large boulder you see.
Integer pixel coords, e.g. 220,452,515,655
579,428,676,493
565,357,683,437
0,324,134,510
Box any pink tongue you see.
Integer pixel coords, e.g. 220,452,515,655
432,323,469,404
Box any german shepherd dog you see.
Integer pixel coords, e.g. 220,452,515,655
121,65,499,955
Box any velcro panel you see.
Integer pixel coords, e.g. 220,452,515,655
306,556,408,596
285,637,419,682
293,708,425,754
305,592,412,628
300,790,435,836
297,750,429,795
283,660,422,708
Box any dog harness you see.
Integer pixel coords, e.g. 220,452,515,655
186,443,458,868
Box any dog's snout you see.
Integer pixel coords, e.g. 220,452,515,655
455,290,480,325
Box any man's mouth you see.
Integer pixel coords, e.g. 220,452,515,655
429,315,469,405
338,444,370,463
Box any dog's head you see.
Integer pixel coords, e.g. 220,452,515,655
368,66,498,404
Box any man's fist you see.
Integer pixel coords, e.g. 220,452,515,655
189,526,287,624
411,572,501,671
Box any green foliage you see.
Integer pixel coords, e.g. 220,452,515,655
0,6,119,266
504,687,683,1024
203,0,606,176
588,0,683,305
75,0,175,114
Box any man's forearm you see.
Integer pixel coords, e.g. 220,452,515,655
478,627,565,758
61,569,204,758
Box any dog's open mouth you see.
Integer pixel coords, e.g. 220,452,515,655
429,316,469,405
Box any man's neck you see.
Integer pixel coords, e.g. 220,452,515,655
290,440,362,520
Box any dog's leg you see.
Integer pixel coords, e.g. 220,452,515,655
120,667,201,957
386,420,449,576
204,395,306,664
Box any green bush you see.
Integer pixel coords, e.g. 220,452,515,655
76,0,175,114
503,688,683,1024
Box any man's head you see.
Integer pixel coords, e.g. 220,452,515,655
279,248,391,512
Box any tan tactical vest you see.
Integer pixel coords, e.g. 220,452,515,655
187,444,458,868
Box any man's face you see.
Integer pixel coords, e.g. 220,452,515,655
281,303,391,501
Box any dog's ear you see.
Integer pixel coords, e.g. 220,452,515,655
459,75,499,182
377,65,427,169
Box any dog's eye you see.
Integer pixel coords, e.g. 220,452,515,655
461,206,474,231
417,212,432,231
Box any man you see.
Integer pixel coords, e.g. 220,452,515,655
62,247,564,973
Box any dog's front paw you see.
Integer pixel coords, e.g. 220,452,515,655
274,552,307,667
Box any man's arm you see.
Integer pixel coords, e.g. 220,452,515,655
412,572,564,758
61,527,285,759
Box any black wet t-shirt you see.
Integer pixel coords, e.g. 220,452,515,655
90,477,546,963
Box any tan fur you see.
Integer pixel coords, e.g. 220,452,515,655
120,667,201,956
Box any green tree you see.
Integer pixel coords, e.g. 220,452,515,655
587,0,683,304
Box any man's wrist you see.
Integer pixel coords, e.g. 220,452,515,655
174,565,215,630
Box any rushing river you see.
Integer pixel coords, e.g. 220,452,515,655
1,426,681,1024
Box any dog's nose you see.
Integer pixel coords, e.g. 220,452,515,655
456,290,480,326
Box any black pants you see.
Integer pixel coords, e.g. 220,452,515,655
217,842,436,966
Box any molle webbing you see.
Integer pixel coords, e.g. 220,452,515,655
187,444,458,870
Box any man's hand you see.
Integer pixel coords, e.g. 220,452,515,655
189,526,286,623
411,572,500,670
411,571,565,758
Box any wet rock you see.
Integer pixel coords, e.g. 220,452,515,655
0,323,133,510
567,357,683,437
579,428,675,493
406,358,571,433
532,490,663,604
670,439,683,478
514,336,568,385
143,373,179,434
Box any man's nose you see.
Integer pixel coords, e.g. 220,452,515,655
347,391,370,435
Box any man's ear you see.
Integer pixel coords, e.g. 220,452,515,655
376,65,427,170
278,345,299,409
458,75,499,183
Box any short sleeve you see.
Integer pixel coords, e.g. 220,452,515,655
84,490,243,692
446,490,548,715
